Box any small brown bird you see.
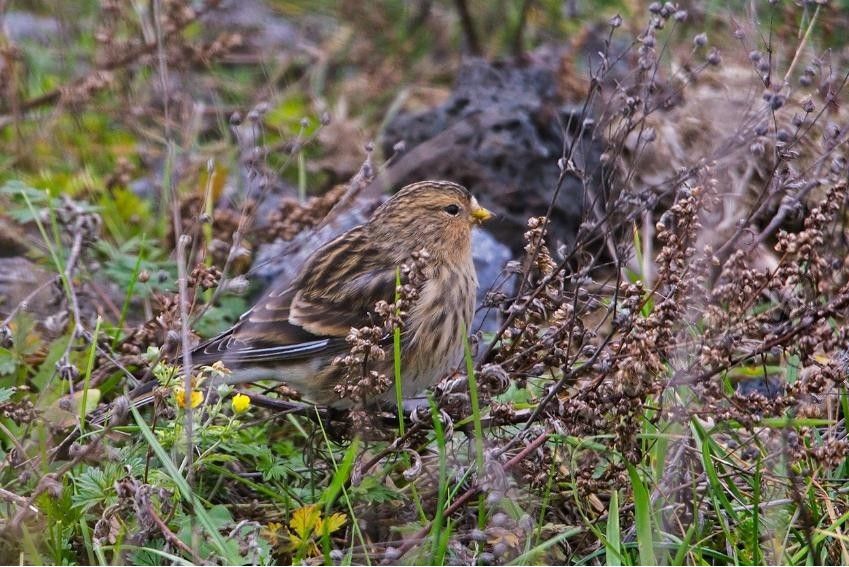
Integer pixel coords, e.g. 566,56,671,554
190,180,492,408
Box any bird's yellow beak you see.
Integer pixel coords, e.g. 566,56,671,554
469,197,493,224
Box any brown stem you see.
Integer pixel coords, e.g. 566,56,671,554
512,0,534,57
452,0,481,56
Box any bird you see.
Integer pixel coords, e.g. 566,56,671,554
110,180,492,416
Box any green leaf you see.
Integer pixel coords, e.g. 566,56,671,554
691,419,740,523
42,389,101,428
0,387,14,404
0,350,16,376
207,505,234,530
350,476,403,505
31,334,71,391
72,467,111,512
194,296,249,337
627,464,656,565
606,489,622,566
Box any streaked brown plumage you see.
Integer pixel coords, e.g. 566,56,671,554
191,180,492,408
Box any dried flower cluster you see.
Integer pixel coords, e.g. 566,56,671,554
333,249,430,405
421,5,849,555
268,185,347,241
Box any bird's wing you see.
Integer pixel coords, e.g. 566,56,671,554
192,227,399,366
191,285,342,365
288,227,401,336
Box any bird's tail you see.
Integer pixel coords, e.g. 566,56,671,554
88,379,161,426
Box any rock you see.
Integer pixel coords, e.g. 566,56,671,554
736,376,785,400
207,0,303,53
4,11,60,44
0,216,30,258
0,257,56,320
251,203,374,288
472,229,512,333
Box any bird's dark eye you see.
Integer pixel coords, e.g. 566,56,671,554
444,204,460,216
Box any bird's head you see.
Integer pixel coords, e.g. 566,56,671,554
370,180,493,260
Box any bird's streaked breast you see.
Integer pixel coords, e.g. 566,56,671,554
403,258,477,395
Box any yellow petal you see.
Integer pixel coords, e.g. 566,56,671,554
231,393,251,414
175,387,203,409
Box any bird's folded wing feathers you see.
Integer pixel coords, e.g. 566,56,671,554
192,233,401,366
287,228,402,336
289,268,399,335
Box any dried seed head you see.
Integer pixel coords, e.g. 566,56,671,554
0,326,12,349
57,358,79,381
802,98,815,113
707,48,721,66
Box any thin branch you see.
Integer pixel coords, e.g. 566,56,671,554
452,0,481,56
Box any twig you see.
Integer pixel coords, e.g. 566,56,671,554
145,494,203,563
58,230,87,383
174,233,195,485
0,488,38,516
782,4,820,85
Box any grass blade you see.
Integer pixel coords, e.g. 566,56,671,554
606,489,622,566
508,526,583,565
429,395,450,565
627,463,656,565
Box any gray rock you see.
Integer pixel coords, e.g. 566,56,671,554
4,11,60,44
0,257,56,321
472,228,512,333
208,0,302,53
735,376,785,400
251,203,373,288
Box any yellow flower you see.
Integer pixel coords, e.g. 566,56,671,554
231,393,251,414
174,387,203,409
